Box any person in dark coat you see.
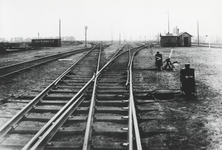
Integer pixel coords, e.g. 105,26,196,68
155,52,163,71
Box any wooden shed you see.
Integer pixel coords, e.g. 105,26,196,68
160,33,177,47
160,32,192,47
177,32,192,47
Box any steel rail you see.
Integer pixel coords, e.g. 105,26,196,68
124,45,145,149
96,44,127,77
24,78,94,150
83,45,138,149
3,43,125,150
26,43,127,150
125,48,131,86
130,48,144,150
0,46,96,140
0,48,90,78
90,45,145,150
26,44,129,150
88,45,145,149
21,46,100,150
25,43,126,150
82,44,102,150
84,45,141,149
29,95,85,149
128,49,134,150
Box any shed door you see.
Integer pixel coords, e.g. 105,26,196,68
184,37,188,46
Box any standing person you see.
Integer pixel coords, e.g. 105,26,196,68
155,52,163,71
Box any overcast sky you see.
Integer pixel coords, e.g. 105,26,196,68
0,0,222,41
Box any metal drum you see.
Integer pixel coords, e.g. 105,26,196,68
180,64,195,95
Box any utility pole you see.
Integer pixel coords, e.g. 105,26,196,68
111,24,113,44
38,33,39,39
124,32,125,42
59,19,61,39
59,19,61,46
85,26,88,47
197,20,199,46
119,33,121,44
168,10,170,34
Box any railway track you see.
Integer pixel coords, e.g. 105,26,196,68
0,47,90,78
0,44,101,149
0,43,171,150
20,45,143,150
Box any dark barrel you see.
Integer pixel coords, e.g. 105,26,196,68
180,64,195,95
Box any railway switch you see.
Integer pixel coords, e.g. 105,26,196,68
163,49,175,71
180,64,196,95
155,52,163,71
163,58,175,71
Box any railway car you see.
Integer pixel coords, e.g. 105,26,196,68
32,39,61,47
0,45,6,54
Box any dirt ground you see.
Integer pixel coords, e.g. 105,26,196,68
161,46,222,150
134,46,222,150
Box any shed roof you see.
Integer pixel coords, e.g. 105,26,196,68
161,32,192,37
161,33,178,37
177,32,193,37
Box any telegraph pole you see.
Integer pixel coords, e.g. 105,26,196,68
59,19,61,46
119,33,121,44
111,24,113,44
85,26,88,47
197,20,199,46
124,32,125,42
168,10,170,33
59,19,61,39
